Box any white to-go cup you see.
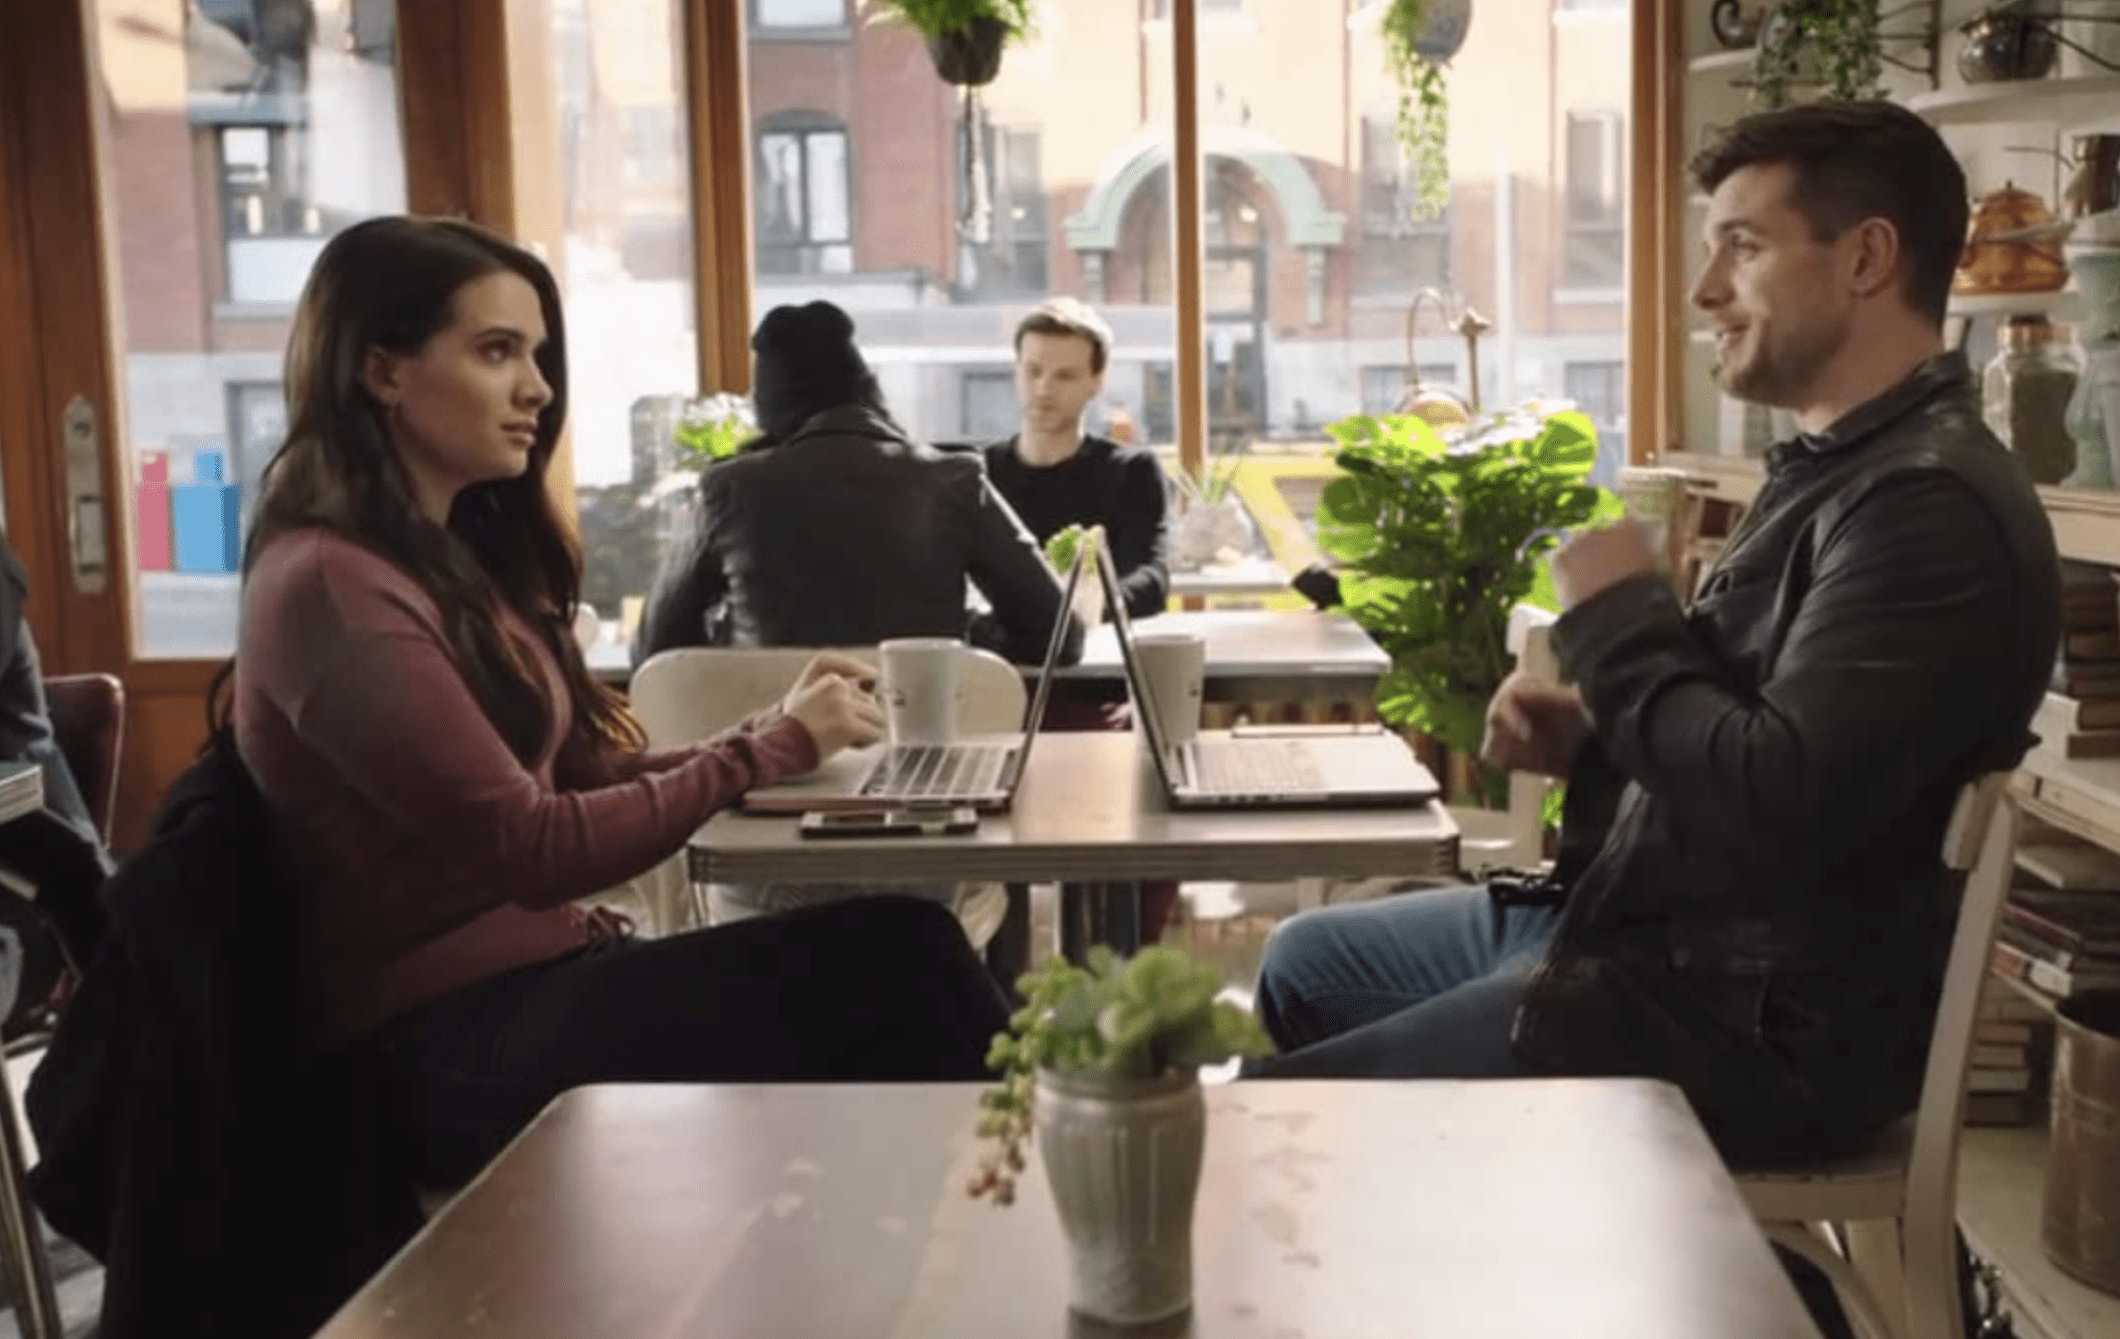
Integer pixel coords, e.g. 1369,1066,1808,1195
1132,632,1207,749
878,638,964,746
1614,465,1688,570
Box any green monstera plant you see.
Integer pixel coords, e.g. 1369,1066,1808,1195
1314,406,1620,808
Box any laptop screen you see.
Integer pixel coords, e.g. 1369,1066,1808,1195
1018,526,1096,735
1095,540,1187,795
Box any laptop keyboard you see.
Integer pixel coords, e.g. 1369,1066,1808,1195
1191,739,1325,794
861,743,1013,800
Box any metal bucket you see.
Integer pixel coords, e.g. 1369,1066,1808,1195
1034,1068,1204,1326
2045,990,2120,1295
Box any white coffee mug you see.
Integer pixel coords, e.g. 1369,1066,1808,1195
878,638,964,745
1132,633,1206,749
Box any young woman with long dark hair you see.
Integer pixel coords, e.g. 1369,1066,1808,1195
234,217,1008,1183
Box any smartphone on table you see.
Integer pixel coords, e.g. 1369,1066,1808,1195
798,806,979,839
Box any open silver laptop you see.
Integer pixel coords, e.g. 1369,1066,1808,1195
741,529,1095,815
1098,547,1439,810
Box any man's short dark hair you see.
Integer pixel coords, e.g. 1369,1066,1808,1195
1689,100,1966,327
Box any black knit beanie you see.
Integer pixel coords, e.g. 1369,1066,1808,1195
750,300,874,440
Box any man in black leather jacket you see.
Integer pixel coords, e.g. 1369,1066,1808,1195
632,302,1082,669
1248,101,2061,1165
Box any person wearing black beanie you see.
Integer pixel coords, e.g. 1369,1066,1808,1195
635,299,1079,669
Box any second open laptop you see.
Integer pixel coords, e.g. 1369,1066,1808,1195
1096,547,1439,810
740,528,1096,815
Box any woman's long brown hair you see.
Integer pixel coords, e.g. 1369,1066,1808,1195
242,215,643,761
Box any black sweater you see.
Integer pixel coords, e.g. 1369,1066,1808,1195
982,435,1171,619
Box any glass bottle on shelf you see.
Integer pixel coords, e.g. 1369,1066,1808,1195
1983,315,2082,487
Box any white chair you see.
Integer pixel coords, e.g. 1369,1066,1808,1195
1733,772,2015,1339
612,644,1026,937
1440,604,1561,882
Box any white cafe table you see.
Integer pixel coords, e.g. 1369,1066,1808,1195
1168,555,1291,599
1060,608,1388,709
689,730,1456,955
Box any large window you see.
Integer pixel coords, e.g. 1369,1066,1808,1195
1359,364,1458,416
1563,359,1627,483
100,0,406,656
960,124,1050,300
1562,110,1625,293
755,114,853,276
1358,116,1451,293
548,0,698,625
554,0,1630,616
744,8,1176,454
752,0,848,30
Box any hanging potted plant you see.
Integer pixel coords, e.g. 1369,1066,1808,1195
1379,0,1471,221
1750,0,1885,109
865,1,1039,244
863,0,1038,88
1312,403,1621,809
969,946,1272,1326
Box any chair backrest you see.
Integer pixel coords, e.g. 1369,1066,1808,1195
42,673,125,846
628,645,1026,749
1461,605,1561,875
1900,771,2015,1339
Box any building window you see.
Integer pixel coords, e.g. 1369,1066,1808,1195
1562,111,1624,292
1357,116,1450,292
1563,360,1626,472
1143,362,1176,444
218,125,302,239
960,370,1019,440
1360,364,1457,415
752,0,848,28
960,125,1050,299
755,115,853,276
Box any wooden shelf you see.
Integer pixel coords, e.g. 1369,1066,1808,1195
1647,465,2120,567
1908,75,2120,131
1949,290,2082,321
1660,450,1764,506
2040,488,2120,568
1687,49,1754,76
1960,1123,2120,1339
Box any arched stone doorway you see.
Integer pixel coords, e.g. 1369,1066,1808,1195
1067,127,1344,441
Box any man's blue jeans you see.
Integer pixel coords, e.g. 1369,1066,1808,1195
1245,884,1561,1078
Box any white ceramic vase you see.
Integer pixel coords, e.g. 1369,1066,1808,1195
1034,1068,1205,1326
1169,497,1256,572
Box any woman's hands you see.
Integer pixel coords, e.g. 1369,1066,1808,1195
781,653,887,758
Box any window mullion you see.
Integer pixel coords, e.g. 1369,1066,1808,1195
686,0,756,394
1172,0,1206,488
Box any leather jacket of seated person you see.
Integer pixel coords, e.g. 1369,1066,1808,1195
633,405,1084,668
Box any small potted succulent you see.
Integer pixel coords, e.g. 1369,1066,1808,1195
1167,437,1256,572
969,946,1272,1326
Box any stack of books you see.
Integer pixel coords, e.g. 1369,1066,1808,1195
2032,563,2120,757
1967,983,2047,1126
1993,820,2120,1002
